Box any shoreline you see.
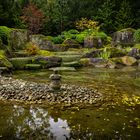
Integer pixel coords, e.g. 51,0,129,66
0,76,103,106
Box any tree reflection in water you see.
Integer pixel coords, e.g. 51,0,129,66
0,104,70,140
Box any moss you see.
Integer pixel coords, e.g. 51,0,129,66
119,28,136,33
62,61,82,67
79,58,91,66
52,36,64,44
134,29,140,42
0,50,13,68
104,47,127,58
10,57,34,69
38,50,55,56
0,26,12,45
25,64,41,70
133,44,140,49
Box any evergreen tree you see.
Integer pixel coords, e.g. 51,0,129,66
115,0,134,30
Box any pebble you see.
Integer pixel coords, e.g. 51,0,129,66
0,76,103,105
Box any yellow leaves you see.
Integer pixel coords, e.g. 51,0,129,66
121,94,140,106
75,18,100,31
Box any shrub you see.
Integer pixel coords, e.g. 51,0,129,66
75,34,86,44
98,47,111,60
76,18,100,31
68,29,79,34
61,31,77,39
52,36,64,44
95,32,108,39
25,42,39,55
45,36,53,41
133,44,140,49
134,29,140,42
0,26,12,45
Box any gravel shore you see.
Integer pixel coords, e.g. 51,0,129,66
0,76,103,105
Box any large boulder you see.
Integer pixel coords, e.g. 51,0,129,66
10,57,33,69
53,44,69,51
112,28,136,47
121,56,137,66
34,56,62,68
9,29,28,50
82,49,101,58
63,38,81,48
30,35,53,51
84,36,103,48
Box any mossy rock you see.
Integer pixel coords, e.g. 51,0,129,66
0,26,12,45
9,29,28,50
0,50,13,68
10,57,34,69
34,56,62,68
53,44,69,51
13,51,30,57
121,56,137,66
105,47,127,58
79,58,91,66
111,56,137,66
30,34,53,51
63,38,81,48
59,55,82,62
62,61,82,67
112,28,136,47
25,64,41,70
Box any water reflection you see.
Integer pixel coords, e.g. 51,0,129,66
0,104,70,140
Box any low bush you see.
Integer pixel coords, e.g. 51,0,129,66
52,35,64,44
134,29,140,42
25,42,39,55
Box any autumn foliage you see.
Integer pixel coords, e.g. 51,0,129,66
76,18,100,31
21,3,44,34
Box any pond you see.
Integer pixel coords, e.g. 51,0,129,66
0,67,140,140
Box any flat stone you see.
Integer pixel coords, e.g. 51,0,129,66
49,67,76,71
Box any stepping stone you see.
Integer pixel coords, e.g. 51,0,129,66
62,61,82,67
49,67,76,71
25,64,42,70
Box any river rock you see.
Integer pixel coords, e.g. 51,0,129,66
121,56,137,66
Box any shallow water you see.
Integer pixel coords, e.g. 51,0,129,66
0,67,140,140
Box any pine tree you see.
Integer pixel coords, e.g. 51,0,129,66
115,0,134,30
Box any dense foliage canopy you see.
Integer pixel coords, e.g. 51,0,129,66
0,0,139,35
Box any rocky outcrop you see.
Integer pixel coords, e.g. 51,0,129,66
84,36,103,48
9,29,28,50
30,35,53,51
112,28,136,47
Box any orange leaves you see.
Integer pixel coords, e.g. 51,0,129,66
21,3,44,34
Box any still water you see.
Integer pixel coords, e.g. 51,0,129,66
0,67,140,140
